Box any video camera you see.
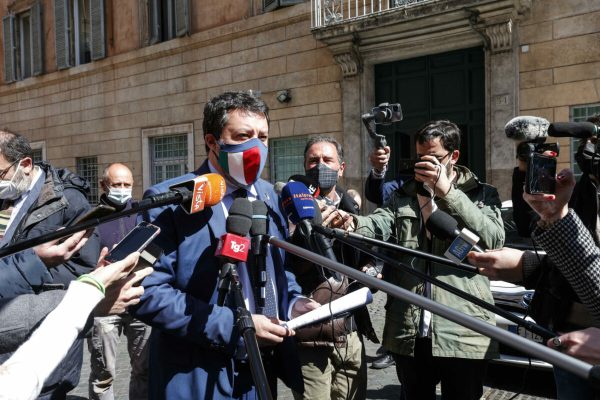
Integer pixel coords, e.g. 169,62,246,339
361,102,403,149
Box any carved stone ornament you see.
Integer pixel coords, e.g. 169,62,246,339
334,51,362,77
484,20,513,54
323,0,343,26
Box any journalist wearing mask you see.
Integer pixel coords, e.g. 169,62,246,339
0,129,100,400
87,163,151,400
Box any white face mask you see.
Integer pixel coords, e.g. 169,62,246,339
107,187,132,205
0,164,26,200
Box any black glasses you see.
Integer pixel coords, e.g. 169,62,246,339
0,160,19,181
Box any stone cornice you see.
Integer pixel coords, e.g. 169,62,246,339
313,0,530,75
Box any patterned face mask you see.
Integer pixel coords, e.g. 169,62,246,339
218,138,268,187
305,163,339,194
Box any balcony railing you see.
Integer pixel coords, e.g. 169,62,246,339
311,0,434,28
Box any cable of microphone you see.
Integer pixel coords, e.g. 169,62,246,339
169,173,226,214
548,122,600,139
425,210,484,263
504,116,550,141
250,200,268,311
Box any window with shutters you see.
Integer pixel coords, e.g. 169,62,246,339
76,156,99,204
146,0,190,45
269,136,308,183
54,0,105,70
2,1,43,83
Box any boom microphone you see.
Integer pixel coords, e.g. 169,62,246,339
504,116,550,141
548,122,600,139
169,173,226,214
426,210,484,263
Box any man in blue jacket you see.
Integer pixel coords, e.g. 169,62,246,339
133,91,317,399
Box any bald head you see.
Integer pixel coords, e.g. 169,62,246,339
101,163,133,192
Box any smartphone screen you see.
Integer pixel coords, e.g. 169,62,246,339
525,153,557,194
105,222,160,263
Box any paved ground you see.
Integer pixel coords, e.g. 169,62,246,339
68,290,554,399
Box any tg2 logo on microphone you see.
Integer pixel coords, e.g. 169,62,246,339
229,240,246,253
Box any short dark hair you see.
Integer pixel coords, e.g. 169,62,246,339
0,129,33,162
587,114,600,127
415,120,461,153
202,91,269,140
303,136,344,163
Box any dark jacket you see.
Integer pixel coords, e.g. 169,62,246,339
514,169,599,331
97,194,137,250
0,162,100,399
365,171,404,206
4,162,100,287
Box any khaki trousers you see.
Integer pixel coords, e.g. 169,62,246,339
293,331,367,400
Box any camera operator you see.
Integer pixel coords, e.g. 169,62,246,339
468,115,600,399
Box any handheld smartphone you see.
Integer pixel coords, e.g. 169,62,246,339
525,153,557,195
104,222,161,263
75,205,116,224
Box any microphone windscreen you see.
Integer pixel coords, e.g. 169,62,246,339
280,181,316,224
548,122,599,139
273,181,286,195
504,116,549,141
289,174,321,198
204,173,227,206
426,210,459,241
227,198,252,236
250,200,268,236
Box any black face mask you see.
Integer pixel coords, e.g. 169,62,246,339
575,141,600,178
305,163,339,194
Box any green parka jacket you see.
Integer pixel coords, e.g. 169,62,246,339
355,165,504,359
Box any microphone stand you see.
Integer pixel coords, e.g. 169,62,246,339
217,262,273,400
315,226,478,274
268,236,600,386
326,231,557,340
0,191,190,258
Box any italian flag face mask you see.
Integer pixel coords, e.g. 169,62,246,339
218,138,268,187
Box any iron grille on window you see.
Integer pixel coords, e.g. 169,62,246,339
571,104,600,177
76,156,98,204
150,134,188,185
31,148,43,164
269,136,307,183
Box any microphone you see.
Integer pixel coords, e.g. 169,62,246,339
288,174,321,198
548,122,600,139
281,287,373,330
169,173,226,214
281,181,343,281
425,210,484,263
216,198,252,306
250,200,269,311
215,198,252,263
504,116,550,141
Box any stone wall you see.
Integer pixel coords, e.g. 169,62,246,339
0,2,342,199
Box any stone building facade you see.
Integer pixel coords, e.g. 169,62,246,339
0,0,599,202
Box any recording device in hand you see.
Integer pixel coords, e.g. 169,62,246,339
361,102,403,149
426,210,484,263
75,204,116,224
104,222,161,263
525,153,556,195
